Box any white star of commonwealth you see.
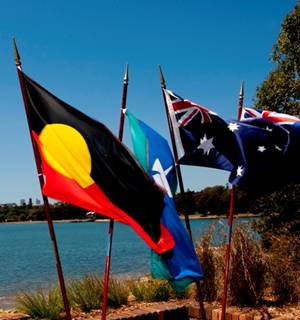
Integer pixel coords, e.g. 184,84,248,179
236,166,244,177
228,122,239,132
197,134,215,155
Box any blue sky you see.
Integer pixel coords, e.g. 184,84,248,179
0,0,296,204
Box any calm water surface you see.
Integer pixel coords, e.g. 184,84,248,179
0,217,255,309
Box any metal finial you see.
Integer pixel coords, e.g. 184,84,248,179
158,65,166,89
239,80,244,97
13,38,21,67
123,64,129,84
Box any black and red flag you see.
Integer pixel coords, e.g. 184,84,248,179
18,70,174,254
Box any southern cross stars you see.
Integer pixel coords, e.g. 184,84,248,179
257,146,266,152
197,134,215,155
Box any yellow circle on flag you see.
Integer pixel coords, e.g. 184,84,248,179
39,123,94,188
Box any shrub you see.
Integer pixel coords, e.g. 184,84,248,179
228,225,267,306
265,233,300,303
127,279,147,302
127,278,175,302
67,275,103,312
15,287,64,320
107,278,130,308
142,279,173,302
195,226,225,302
196,223,267,306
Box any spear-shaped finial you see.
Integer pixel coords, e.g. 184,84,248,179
239,80,244,98
13,38,21,67
158,65,166,89
237,80,244,120
123,64,129,85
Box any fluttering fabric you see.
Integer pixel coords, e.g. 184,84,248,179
126,110,203,292
19,70,175,254
163,89,294,194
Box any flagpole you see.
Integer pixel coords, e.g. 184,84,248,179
13,39,72,320
101,64,129,320
158,66,207,320
220,81,244,320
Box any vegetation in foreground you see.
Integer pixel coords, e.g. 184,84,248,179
196,224,300,307
15,276,185,319
11,2,300,319
15,223,300,319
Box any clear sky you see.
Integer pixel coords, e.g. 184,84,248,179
0,0,296,204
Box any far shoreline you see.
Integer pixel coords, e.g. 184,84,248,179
0,213,260,225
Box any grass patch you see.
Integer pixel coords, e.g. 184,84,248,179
107,278,130,308
15,287,64,320
67,275,103,312
127,278,175,302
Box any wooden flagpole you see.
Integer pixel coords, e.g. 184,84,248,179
13,39,72,320
101,64,129,320
159,66,207,320
220,81,244,320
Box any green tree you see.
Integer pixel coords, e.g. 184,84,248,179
254,3,300,245
255,2,300,115
253,183,300,240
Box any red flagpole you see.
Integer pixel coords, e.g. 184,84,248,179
220,81,244,320
13,39,72,320
158,66,206,320
101,64,129,320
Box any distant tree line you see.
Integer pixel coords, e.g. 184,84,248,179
174,185,259,216
1,182,299,226
0,202,95,223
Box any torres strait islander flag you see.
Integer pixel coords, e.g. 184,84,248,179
18,70,174,254
126,110,203,292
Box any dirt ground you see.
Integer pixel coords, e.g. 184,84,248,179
1,299,300,320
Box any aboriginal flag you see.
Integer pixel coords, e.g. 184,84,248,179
18,70,174,254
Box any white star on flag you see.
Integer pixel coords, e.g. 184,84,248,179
152,158,173,197
236,166,244,177
228,122,239,132
266,127,273,132
197,134,215,155
275,145,282,151
257,146,266,153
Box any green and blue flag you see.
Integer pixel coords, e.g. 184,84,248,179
126,110,203,292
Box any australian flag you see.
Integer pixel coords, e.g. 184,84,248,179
164,90,294,194
163,89,243,175
240,107,300,189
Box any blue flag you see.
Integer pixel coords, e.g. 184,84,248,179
126,110,203,292
164,89,294,194
240,107,300,190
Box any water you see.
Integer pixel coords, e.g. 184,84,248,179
0,217,256,309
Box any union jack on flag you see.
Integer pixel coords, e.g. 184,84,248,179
241,107,299,125
163,89,299,194
163,88,242,173
240,106,300,191
164,89,215,128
